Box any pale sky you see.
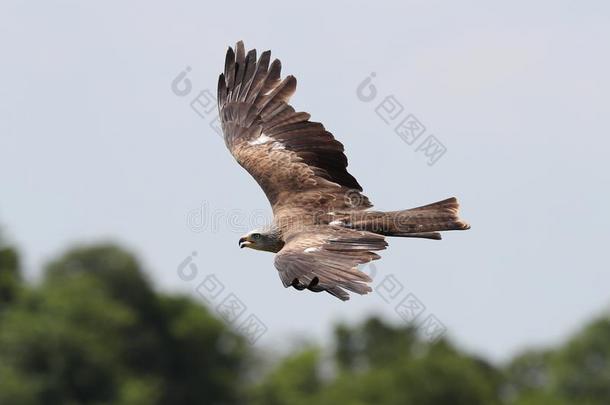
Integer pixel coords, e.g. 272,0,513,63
1,0,609,362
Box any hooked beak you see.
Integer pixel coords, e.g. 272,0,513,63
239,236,252,249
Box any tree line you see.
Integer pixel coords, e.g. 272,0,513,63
0,232,608,404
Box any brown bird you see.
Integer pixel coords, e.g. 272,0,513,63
218,41,470,301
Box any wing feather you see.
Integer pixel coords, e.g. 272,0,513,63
224,47,236,92
238,49,257,100
232,41,246,102
218,41,370,221
243,50,270,104
274,227,387,301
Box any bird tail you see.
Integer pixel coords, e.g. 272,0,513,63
343,197,470,240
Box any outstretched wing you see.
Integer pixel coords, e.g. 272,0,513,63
217,41,371,225
274,226,387,301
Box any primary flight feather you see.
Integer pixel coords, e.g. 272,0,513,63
217,41,470,301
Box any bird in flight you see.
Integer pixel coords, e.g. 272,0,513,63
217,41,470,301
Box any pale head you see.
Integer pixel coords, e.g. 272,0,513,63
238,227,284,253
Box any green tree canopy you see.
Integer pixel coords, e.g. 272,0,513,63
0,232,21,306
0,244,247,405
1,233,609,405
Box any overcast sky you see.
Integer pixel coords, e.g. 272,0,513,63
1,0,609,362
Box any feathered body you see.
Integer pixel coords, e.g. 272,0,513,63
218,41,469,301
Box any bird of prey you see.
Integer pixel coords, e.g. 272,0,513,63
217,41,470,301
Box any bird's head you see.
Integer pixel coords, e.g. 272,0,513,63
239,229,284,253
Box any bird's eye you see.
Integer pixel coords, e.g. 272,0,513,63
252,233,261,240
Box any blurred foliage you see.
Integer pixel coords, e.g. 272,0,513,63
0,232,21,306
0,232,609,405
249,319,502,405
0,240,247,405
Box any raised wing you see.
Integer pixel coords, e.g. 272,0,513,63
217,41,371,224
274,226,387,301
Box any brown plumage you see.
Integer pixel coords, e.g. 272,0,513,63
218,41,470,301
